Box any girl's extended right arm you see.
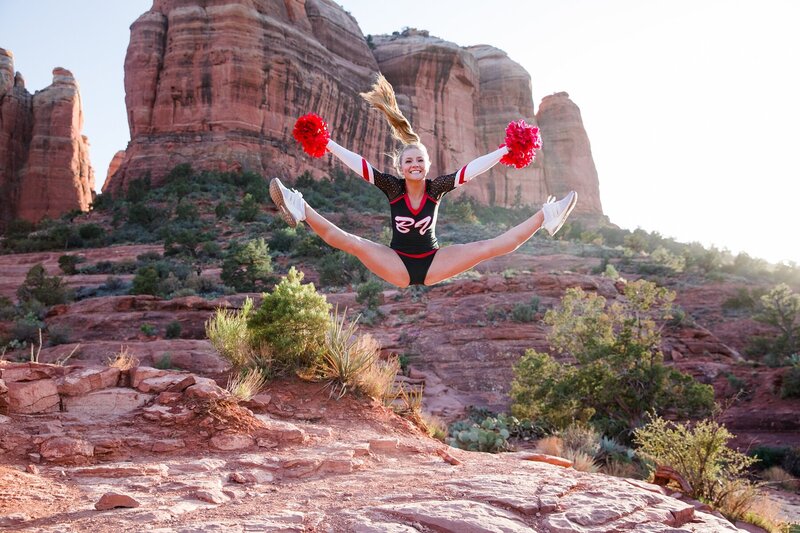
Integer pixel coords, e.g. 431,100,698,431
326,140,377,184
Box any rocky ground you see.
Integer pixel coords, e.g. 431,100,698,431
0,363,779,533
1,245,799,531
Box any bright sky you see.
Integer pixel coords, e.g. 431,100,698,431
1,1,798,264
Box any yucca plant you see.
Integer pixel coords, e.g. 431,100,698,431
318,307,377,399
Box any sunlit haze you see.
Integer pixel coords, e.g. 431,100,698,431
1,0,797,264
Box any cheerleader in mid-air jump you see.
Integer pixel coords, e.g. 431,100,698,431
270,74,577,288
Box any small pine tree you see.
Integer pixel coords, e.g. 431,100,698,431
220,238,273,292
247,267,331,376
17,264,73,306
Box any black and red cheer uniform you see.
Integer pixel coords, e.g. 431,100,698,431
371,169,457,285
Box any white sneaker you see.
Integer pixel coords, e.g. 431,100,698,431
269,178,306,228
542,191,577,236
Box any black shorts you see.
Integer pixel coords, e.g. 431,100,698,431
395,249,438,286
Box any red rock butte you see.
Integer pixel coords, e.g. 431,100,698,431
106,0,603,215
0,48,95,230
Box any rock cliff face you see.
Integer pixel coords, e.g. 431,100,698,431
536,92,603,214
107,0,392,194
0,49,94,229
108,2,603,215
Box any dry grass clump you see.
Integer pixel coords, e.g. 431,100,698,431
358,352,400,405
564,449,600,473
420,412,448,441
106,345,139,370
762,466,800,491
733,492,788,533
535,436,564,457
226,368,267,402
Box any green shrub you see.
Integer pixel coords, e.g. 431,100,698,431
247,267,332,376
269,227,298,253
634,416,758,516
356,278,384,311
511,297,540,323
220,238,274,292
0,296,16,320
153,353,173,369
130,266,160,296
47,324,71,346
174,202,198,221
214,201,229,219
510,280,715,439
206,298,262,369
58,254,85,275
752,284,799,358
165,321,182,339
235,193,259,222
318,251,368,287
77,223,105,240
16,264,73,306
140,323,157,337
781,367,800,399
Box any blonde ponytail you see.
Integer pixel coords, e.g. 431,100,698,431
360,74,420,145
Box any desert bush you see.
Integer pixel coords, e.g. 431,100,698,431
358,354,400,405
511,297,540,323
226,368,267,402
0,296,16,320
46,324,71,346
559,423,601,457
356,278,384,310
269,227,298,253
317,251,369,287
16,264,73,306
77,223,105,240
58,254,85,275
130,266,160,296
220,238,274,292
510,280,715,439
140,323,157,337
535,436,564,457
752,284,799,358
316,308,380,398
106,346,139,370
235,193,260,222
247,267,331,376
761,466,799,491
206,298,266,370
781,366,800,399
634,416,758,513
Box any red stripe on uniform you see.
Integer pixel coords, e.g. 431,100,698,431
395,249,437,258
361,158,370,181
458,166,467,185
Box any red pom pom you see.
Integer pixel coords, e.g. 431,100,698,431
293,113,330,158
499,119,542,169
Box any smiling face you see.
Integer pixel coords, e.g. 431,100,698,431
399,145,430,181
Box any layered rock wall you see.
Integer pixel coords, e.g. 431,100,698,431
0,49,94,229
108,1,603,215
107,0,392,194
536,92,603,214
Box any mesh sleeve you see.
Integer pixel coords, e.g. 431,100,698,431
428,172,457,200
372,169,404,201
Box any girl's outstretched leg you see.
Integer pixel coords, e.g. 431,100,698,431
269,178,411,287
424,191,577,285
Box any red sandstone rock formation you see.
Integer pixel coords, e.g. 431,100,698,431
107,3,603,215
536,91,603,214
0,49,95,229
107,0,391,195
